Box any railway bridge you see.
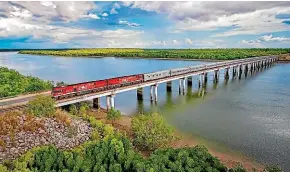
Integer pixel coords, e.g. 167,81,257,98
56,56,277,110
0,55,278,113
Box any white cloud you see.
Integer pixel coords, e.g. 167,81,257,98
185,38,193,45
113,3,121,9
241,34,290,48
259,35,290,42
153,41,166,46
110,8,118,14
0,2,97,22
173,40,179,45
83,13,100,20
240,40,264,48
125,2,290,36
102,13,108,17
119,20,141,27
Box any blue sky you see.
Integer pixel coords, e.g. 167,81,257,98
0,1,290,49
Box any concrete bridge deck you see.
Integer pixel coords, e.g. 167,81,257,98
0,55,278,112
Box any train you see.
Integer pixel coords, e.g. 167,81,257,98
51,56,272,99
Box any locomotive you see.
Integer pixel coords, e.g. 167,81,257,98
51,56,268,99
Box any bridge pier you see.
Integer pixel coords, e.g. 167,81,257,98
250,63,254,73
154,84,158,102
182,78,186,93
214,70,219,82
187,76,193,86
232,66,236,78
225,68,229,80
179,79,182,94
203,73,208,87
238,65,243,79
166,81,172,92
93,98,100,109
198,74,202,88
106,96,111,110
137,87,143,100
110,94,115,109
245,64,249,77
150,86,154,101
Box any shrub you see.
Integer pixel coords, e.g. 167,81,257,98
229,163,247,172
55,109,71,126
0,111,44,147
132,113,175,151
107,108,121,124
25,95,56,117
90,129,100,141
264,165,283,172
69,104,78,116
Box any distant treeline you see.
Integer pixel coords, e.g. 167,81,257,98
0,67,53,98
19,48,290,60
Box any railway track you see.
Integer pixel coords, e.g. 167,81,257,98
0,104,28,114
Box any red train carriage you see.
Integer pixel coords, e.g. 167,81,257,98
107,74,144,89
52,79,107,99
51,74,144,99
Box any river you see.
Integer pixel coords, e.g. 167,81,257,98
1,52,290,170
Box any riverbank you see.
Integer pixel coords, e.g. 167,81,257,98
278,53,290,61
18,48,290,60
93,108,264,171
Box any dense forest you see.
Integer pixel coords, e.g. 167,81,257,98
19,48,290,60
0,67,53,98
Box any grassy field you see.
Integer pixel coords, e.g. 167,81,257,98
19,48,290,60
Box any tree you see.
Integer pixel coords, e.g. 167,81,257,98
132,113,175,151
25,95,56,117
107,108,121,125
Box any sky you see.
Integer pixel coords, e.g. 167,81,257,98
0,1,290,49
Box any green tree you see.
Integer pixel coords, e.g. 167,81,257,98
132,113,175,151
25,95,56,117
107,108,121,125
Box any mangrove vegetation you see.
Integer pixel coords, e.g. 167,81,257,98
0,67,53,98
19,48,290,60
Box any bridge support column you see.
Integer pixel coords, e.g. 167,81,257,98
150,86,154,101
137,87,143,100
106,96,111,110
154,84,158,102
187,76,192,86
245,64,249,75
238,65,243,78
166,81,172,92
250,63,254,73
182,78,186,93
232,66,236,78
110,94,115,109
198,74,202,88
214,70,219,82
93,98,100,109
179,79,182,94
225,68,229,80
203,73,208,86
